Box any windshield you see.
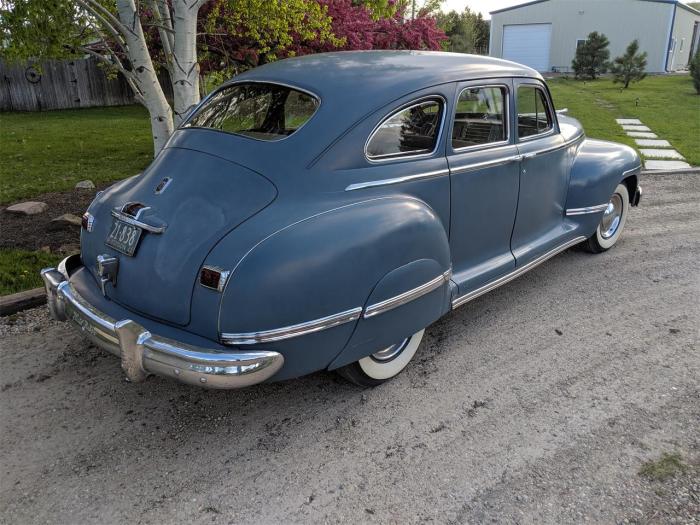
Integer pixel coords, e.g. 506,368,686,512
184,82,319,141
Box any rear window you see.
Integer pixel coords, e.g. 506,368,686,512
184,82,319,141
366,99,443,160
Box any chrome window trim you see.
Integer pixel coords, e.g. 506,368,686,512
451,83,510,153
516,83,556,142
182,80,321,143
364,268,452,319
452,236,586,309
110,209,166,234
565,203,609,216
221,307,363,345
364,95,447,163
345,168,450,191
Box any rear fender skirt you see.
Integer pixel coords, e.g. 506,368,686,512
327,258,451,370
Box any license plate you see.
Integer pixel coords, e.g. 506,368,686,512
105,218,143,256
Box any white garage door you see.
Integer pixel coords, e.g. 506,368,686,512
502,24,552,72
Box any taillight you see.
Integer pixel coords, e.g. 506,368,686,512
200,266,230,292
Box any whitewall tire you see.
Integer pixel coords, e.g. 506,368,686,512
336,329,425,387
585,183,629,253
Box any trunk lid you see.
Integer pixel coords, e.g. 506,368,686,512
81,146,277,326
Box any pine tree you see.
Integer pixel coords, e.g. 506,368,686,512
572,32,610,80
690,51,700,94
610,40,648,88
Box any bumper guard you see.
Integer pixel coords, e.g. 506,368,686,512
40,258,283,389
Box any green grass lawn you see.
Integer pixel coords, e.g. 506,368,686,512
0,249,61,295
548,75,700,166
0,105,153,204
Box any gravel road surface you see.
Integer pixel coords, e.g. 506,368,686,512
1,172,698,524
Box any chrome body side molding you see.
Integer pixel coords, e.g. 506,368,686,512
345,168,450,191
450,155,521,175
221,307,363,345
364,269,452,319
565,203,609,216
451,236,586,309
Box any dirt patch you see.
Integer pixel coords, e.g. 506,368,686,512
0,184,110,252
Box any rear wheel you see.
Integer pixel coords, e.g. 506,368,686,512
336,329,425,387
585,183,629,253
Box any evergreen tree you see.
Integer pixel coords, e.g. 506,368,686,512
610,40,647,88
572,32,610,80
690,51,700,94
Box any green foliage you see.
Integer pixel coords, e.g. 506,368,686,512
610,40,647,88
0,249,61,295
0,0,95,62
639,453,687,481
690,50,700,94
435,7,489,54
572,31,610,80
202,0,342,66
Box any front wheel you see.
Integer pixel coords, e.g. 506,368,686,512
336,329,425,387
585,183,629,253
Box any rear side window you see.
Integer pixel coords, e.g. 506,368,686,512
366,99,443,160
517,85,553,138
184,82,319,141
452,86,507,149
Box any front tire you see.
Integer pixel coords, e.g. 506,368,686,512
336,329,425,387
585,183,629,253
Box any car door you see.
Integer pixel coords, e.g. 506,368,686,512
510,80,571,266
447,80,520,295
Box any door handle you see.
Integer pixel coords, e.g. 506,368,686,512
520,152,538,160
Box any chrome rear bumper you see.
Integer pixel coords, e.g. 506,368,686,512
40,258,283,389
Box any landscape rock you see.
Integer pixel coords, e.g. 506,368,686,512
74,180,96,190
5,201,48,216
47,213,82,231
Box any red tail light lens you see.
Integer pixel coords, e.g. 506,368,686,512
200,266,229,292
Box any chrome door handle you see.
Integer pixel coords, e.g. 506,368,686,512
521,152,537,160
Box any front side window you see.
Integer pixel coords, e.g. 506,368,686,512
366,99,443,160
452,86,507,149
184,82,319,141
517,85,553,138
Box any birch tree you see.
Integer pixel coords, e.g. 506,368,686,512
0,0,345,154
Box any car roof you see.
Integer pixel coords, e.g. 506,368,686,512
234,51,541,101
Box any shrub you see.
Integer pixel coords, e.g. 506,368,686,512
610,40,647,88
572,32,610,80
690,50,700,94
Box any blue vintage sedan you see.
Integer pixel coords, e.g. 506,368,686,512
41,51,642,388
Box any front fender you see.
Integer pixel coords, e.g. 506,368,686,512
217,196,451,380
566,138,641,210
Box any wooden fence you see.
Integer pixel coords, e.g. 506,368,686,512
0,58,172,112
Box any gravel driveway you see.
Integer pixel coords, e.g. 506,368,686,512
1,172,698,524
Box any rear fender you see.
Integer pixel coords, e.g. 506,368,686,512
217,196,451,380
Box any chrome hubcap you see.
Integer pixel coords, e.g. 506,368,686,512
600,194,623,239
371,337,410,363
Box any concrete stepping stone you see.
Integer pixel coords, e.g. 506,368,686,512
635,139,671,147
616,118,643,125
5,201,47,215
644,160,692,170
627,131,658,138
622,124,651,131
639,148,685,159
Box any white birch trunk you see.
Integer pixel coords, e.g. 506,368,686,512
115,0,174,153
170,0,202,126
